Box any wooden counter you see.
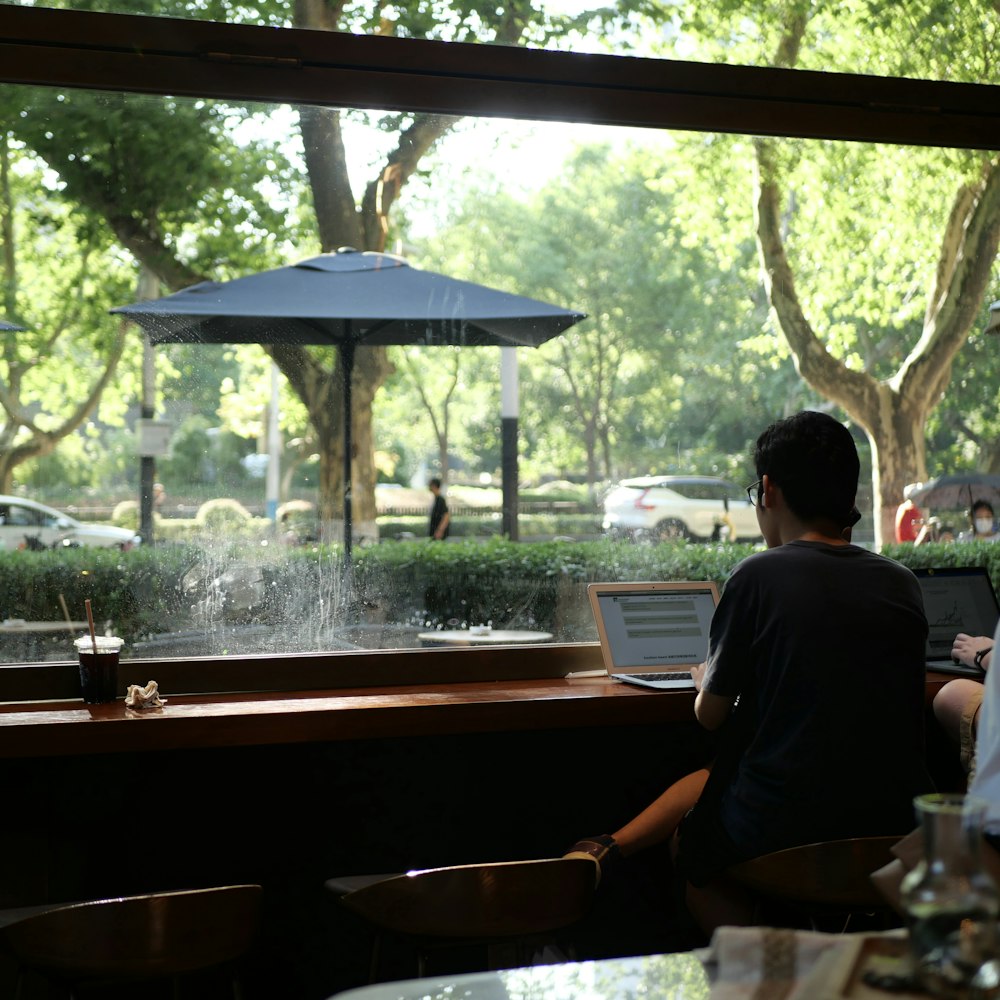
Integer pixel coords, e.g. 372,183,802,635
0,667,959,760
0,675,701,759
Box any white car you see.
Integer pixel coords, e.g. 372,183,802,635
602,476,761,542
0,496,141,551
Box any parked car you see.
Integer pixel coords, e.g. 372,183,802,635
0,496,141,551
602,475,761,542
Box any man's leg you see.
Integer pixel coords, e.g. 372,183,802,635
611,768,711,856
933,679,984,775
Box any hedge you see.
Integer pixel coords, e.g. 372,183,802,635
1,539,994,648
0,545,201,643
358,512,603,540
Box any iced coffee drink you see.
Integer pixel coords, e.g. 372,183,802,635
74,635,124,704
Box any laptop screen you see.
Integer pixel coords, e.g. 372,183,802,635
913,567,1000,660
588,581,719,674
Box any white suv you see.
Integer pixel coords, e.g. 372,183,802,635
602,476,761,542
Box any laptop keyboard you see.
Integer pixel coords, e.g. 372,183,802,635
926,660,985,679
632,672,693,682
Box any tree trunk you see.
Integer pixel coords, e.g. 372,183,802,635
351,344,393,532
749,13,1000,547
599,425,613,485
586,426,600,492
284,0,481,540
861,387,929,546
754,133,1000,546
1,133,16,317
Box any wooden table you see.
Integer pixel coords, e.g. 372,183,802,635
0,655,959,760
0,675,700,758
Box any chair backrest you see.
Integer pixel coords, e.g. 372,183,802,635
0,884,262,982
728,836,902,909
341,859,595,939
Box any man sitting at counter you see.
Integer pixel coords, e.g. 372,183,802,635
568,410,934,937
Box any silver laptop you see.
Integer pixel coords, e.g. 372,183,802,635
587,580,720,690
914,567,1000,677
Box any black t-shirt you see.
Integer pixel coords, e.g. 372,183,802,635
429,494,449,539
696,540,933,866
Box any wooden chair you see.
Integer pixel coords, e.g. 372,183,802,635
727,835,904,932
330,858,596,979
0,884,262,999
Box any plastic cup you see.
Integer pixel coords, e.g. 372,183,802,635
74,635,124,704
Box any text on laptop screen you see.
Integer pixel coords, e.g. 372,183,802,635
917,569,1000,659
597,588,716,669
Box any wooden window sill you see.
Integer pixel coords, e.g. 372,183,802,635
0,675,699,758
0,669,956,759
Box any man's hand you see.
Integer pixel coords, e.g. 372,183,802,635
690,661,707,692
952,632,994,670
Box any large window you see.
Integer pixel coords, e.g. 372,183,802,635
0,6,997,676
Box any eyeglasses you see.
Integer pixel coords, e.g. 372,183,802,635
746,480,763,506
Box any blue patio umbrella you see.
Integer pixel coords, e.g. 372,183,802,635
111,248,586,560
0,319,26,331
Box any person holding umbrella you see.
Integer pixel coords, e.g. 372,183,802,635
958,500,1000,543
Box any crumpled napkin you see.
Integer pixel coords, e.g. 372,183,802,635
124,680,166,709
702,926,868,999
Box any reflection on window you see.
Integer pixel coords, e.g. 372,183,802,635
0,4,997,670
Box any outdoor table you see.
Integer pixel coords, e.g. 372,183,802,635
0,620,89,633
0,620,91,663
417,629,554,646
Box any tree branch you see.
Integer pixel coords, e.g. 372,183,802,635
0,316,128,450
103,208,205,290
361,115,460,250
899,158,1000,404
299,108,365,252
753,137,878,415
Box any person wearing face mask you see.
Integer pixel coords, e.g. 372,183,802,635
958,499,1000,543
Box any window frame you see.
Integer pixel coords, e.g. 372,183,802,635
0,5,997,697
1,5,998,149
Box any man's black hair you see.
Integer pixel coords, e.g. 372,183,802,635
429,477,442,489
754,410,859,527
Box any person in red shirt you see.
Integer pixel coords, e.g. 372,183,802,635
895,497,923,543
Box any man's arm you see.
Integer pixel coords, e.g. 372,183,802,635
690,662,735,731
434,510,451,539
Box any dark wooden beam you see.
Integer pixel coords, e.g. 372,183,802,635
0,6,998,149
